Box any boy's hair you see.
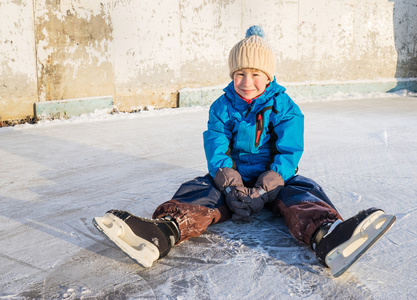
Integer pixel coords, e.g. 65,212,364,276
228,26,276,81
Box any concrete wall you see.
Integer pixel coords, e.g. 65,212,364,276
0,0,38,122
34,1,114,103
1,0,416,122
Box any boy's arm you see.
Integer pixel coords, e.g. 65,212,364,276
203,105,235,178
267,96,304,182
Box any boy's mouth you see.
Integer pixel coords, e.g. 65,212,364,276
238,89,256,100
241,89,255,94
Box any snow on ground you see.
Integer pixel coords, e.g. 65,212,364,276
0,91,417,299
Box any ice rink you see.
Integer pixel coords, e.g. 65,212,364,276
1,94,416,299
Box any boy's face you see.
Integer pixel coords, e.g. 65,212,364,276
233,69,270,100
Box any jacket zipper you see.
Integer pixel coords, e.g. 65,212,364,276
255,113,263,147
245,107,252,118
254,106,278,147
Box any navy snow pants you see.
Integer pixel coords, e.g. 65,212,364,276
153,174,342,249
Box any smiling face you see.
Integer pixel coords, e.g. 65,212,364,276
233,69,270,100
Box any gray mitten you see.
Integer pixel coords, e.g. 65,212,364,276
253,170,285,203
214,168,250,220
232,170,285,222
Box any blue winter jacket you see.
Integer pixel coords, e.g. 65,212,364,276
203,79,304,183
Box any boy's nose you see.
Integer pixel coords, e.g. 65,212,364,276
241,76,252,86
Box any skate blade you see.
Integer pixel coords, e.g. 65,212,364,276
92,213,159,268
325,211,396,277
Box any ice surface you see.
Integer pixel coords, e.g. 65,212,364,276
1,92,416,299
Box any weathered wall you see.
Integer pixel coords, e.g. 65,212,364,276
34,0,114,102
111,0,181,110
111,0,242,111
1,0,416,121
0,0,38,121
392,0,417,78
251,0,399,82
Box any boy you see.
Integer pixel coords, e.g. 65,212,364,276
93,26,395,277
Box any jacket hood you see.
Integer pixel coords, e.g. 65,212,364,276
223,78,286,111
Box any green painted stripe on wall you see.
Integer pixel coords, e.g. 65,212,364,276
178,79,417,107
35,96,113,119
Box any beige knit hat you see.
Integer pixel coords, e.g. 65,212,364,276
228,26,276,81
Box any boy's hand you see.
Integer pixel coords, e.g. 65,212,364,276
230,170,285,222
214,168,258,221
215,169,284,222
214,168,246,214
254,170,284,203
214,168,244,191
229,186,264,222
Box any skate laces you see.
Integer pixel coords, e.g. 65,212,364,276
323,219,343,239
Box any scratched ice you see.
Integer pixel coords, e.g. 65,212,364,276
0,91,416,299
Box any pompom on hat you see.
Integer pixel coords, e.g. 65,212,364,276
228,25,276,81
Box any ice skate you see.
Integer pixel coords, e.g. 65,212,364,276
93,210,179,268
313,207,396,277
